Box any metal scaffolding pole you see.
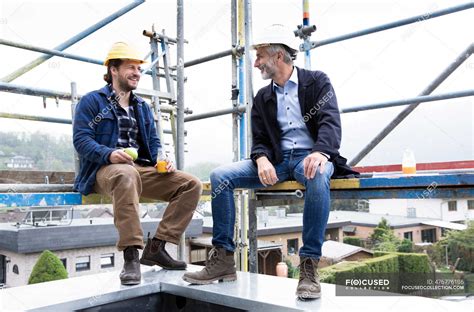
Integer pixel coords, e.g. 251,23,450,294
183,89,473,121
70,82,80,178
0,81,72,100
0,38,171,79
149,33,165,148
184,106,245,122
243,0,258,274
180,48,244,68
176,0,186,261
311,2,473,49
0,184,75,193
1,0,145,82
350,43,474,166
340,90,474,113
0,39,103,66
231,0,243,271
231,0,240,164
0,81,186,112
0,112,181,135
302,0,311,69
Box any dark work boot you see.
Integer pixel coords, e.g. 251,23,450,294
119,247,141,285
140,236,186,270
296,257,321,300
182,247,236,285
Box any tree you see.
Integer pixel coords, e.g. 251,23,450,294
28,250,68,284
397,239,413,253
432,221,474,272
370,218,392,243
371,218,403,252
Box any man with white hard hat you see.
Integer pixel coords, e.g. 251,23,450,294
73,42,202,285
183,25,358,299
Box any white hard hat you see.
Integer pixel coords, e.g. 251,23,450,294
251,24,300,53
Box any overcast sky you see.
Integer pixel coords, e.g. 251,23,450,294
0,0,472,167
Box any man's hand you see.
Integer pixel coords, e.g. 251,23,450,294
165,158,176,172
256,156,278,186
303,152,328,179
109,150,134,165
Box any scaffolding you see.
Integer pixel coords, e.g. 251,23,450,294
0,0,473,274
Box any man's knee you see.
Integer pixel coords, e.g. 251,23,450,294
109,165,141,188
308,163,333,187
188,174,203,193
210,166,227,184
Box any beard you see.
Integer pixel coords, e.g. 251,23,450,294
259,57,277,80
117,74,139,92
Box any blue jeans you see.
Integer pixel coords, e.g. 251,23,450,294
210,149,334,259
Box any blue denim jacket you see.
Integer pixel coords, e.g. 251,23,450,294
73,85,160,195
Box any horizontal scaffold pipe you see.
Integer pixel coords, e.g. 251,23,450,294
0,112,184,135
0,81,71,100
1,0,145,82
171,47,244,69
0,39,103,65
0,81,191,113
183,89,474,122
0,39,173,79
311,2,474,49
184,106,246,122
340,89,474,113
0,184,75,193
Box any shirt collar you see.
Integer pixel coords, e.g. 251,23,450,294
272,67,298,91
104,84,142,107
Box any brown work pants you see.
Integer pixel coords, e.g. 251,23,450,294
94,164,202,251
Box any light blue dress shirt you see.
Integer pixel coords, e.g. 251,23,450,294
274,68,314,151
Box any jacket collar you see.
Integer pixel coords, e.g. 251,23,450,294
98,84,145,107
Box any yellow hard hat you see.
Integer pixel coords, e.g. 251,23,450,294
104,42,146,66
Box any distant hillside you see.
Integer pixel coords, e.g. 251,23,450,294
0,131,74,171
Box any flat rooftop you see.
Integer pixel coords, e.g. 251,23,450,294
203,213,350,236
0,217,203,253
0,264,470,311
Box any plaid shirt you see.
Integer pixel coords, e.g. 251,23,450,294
109,87,140,149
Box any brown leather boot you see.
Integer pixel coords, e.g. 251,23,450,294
295,257,321,300
140,236,186,270
119,247,141,285
182,247,236,285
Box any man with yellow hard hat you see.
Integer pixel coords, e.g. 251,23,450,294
73,42,202,285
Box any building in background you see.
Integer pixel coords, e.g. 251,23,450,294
0,218,202,287
369,198,474,223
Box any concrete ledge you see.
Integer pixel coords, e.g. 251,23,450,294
0,218,203,253
1,264,472,311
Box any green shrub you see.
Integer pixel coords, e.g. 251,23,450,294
343,237,362,247
397,239,413,253
28,250,68,284
319,254,398,283
285,259,298,279
374,251,431,273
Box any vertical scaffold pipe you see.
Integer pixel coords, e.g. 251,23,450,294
238,0,249,273
238,0,246,161
244,0,258,274
303,0,311,69
176,0,186,261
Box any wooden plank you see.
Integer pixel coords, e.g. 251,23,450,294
201,178,360,193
